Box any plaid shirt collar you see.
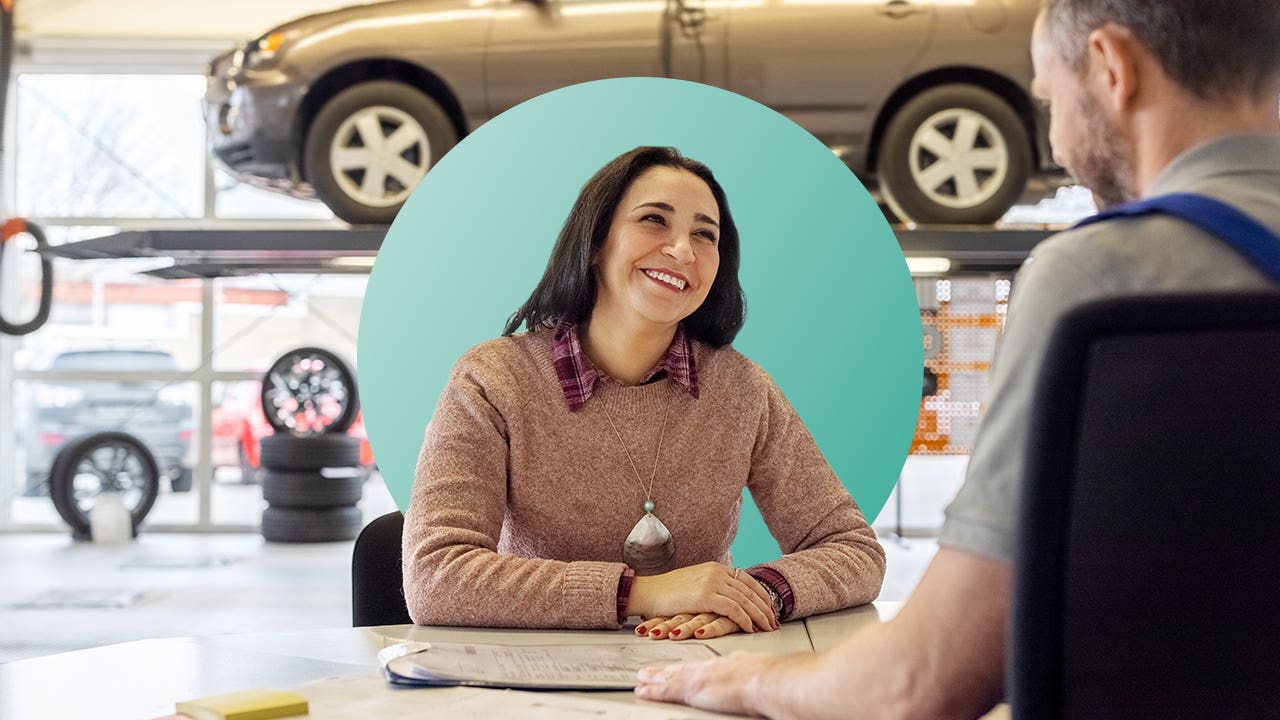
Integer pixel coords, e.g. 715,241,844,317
550,317,700,411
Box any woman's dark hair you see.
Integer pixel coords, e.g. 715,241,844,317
502,146,746,347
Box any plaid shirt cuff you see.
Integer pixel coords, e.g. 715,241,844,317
747,566,795,621
616,567,636,624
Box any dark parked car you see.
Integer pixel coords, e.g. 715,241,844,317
22,349,194,496
206,0,1059,226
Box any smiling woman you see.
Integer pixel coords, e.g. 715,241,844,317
401,147,886,641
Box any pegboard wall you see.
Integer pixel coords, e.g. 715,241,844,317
913,275,1014,455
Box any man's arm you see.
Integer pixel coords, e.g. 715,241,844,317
636,546,1009,720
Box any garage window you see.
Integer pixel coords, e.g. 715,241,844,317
13,74,206,219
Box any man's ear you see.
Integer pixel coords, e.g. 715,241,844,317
1086,23,1141,113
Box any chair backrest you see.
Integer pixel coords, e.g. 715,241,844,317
1010,292,1280,719
351,510,412,627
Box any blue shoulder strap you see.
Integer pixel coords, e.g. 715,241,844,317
1073,192,1280,282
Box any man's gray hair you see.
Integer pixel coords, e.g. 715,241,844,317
1042,0,1280,101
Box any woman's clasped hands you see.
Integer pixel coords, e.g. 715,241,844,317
627,562,779,640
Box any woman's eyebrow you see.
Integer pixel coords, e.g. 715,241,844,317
633,201,719,228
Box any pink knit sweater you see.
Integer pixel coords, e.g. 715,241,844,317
402,331,886,629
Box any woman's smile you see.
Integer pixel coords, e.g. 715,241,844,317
641,268,689,292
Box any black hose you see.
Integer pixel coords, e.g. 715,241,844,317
0,4,52,336
0,219,53,336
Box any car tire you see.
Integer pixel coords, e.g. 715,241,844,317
877,84,1032,226
261,505,363,543
303,80,457,225
261,467,364,509
238,443,258,484
49,432,160,540
170,467,193,493
259,433,362,471
260,346,360,436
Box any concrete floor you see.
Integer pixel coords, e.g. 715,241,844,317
0,473,944,666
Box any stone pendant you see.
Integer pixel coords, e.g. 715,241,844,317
623,512,676,575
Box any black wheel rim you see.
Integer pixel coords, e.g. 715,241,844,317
263,349,354,435
70,441,151,517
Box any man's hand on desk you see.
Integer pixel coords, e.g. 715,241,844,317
635,649,821,717
636,613,750,640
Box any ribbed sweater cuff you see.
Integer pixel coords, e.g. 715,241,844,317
563,561,631,629
616,567,636,624
747,566,795,621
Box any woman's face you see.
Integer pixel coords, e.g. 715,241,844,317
592,166,722,332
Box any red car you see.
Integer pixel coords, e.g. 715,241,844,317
211,381,373,481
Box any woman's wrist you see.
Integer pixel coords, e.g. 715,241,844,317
747,567,793,620
624,574,653,618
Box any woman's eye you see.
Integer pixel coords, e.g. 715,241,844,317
642,214,666,225
697,230,718,244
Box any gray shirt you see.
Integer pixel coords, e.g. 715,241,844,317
938,133,1280,562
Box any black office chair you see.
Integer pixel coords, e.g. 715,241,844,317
351,510,413,627
1009,292,1280,719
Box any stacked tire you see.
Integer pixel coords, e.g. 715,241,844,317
258,347,365,543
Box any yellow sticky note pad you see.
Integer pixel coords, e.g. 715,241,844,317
175,688,308,720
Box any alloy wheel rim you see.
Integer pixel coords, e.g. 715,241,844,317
908,108,1009,210
263,351,351,436
329,105,431,208
71,442,147,515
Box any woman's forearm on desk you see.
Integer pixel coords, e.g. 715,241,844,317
403,534,628,628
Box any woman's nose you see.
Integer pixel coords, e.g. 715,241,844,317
664,234,695,263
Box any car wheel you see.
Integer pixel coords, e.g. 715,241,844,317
877,84,1032,226
261,505,363,543
261,467,364,509
261,347,359,436
170,467,193,493
49,432,160,540
303,80,457,225
238,443,258,484
259,433,362,472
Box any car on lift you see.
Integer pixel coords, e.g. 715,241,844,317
206,0,1059,227
21,349,194,497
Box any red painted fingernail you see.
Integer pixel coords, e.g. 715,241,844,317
671,629,681,637
651,629,661,637
637,626,647,635
695,629,705,636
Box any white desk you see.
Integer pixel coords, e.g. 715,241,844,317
0,616,833,720
803,602,900,653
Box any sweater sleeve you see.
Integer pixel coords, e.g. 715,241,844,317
745,374,887,619
401,347,628,629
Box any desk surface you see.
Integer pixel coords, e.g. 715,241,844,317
0,603,1021,720
0,614,840,720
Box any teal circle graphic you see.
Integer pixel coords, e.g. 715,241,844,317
359,78,921,567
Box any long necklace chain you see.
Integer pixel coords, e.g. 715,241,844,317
602,401,671,511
